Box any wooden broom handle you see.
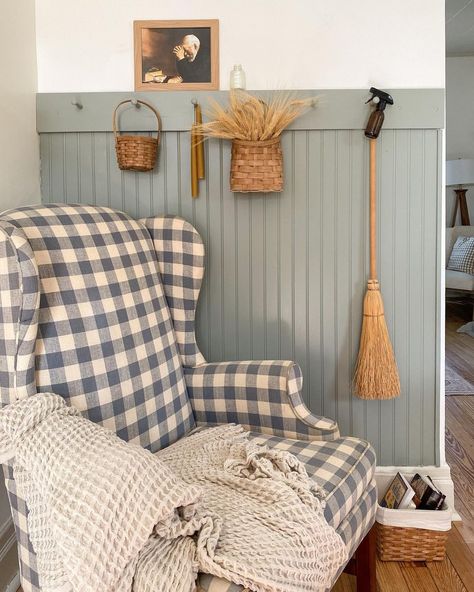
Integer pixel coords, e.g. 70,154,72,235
369,138,377,280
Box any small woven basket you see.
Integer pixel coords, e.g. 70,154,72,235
230,137,283,193
376,523,449,562
113,99,161,172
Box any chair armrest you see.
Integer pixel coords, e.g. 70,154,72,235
185,360,340,441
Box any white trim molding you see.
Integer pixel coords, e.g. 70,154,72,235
375,464,460,521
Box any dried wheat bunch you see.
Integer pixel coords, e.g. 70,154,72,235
194,91,316,142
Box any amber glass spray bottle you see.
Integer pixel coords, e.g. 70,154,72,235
365,87,394,139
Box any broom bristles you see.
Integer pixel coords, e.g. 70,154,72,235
353,280,400,399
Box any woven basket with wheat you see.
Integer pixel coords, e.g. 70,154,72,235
195,91,315,193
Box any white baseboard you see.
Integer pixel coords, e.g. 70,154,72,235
375,464,461,521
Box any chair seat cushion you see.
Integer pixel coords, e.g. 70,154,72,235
197,479,378,592
247,432,376,528
4,427,377,592
196,431,377,592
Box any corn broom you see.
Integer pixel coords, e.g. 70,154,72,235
353,138,400,399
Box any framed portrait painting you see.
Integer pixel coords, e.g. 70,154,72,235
134,19,219,91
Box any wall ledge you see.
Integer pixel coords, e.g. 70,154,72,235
37,89,445,134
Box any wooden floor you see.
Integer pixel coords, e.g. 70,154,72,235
446,304,474,386
445,304,474,523
334,305,474,591
332,519,474,591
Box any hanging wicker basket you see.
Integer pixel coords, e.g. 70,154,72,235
230,137,283,193
113,99,161,172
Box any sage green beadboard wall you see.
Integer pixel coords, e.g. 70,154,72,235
37,90,444,467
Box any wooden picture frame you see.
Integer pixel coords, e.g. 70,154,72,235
134,20,219,91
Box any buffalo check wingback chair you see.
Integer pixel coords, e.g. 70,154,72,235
0,204,377,592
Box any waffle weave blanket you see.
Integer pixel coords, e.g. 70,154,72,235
0,393,346,592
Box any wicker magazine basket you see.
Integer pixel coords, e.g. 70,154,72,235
113,99,161,172
230,137,283,193
376,523,449,562
376,502,451,562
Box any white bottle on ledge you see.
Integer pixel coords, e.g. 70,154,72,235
230,64,246,90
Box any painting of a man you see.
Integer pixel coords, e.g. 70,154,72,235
173,35,211,83
134,20,218,91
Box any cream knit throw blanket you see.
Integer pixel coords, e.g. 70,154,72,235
0,394,347,592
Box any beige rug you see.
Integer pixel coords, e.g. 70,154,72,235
445,364,474,395
457,321,474,338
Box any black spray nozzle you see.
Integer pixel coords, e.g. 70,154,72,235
365,87,394,139
366,87,394,112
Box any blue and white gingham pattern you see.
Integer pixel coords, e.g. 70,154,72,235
0,205,377,592
336,479,377,558
0,222,39,404
248,432,376,528
141,216,206,368
447,236,474,275
326,480,377,592
185,361,340,441
1,204,195,452
0,224,41,589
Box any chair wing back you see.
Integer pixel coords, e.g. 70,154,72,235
0,204,195,452
140,216,206,368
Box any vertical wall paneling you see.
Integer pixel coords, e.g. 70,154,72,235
39,123,442,467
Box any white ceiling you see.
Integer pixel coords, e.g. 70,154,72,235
446,0,474,56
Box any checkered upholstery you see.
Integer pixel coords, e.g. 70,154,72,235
0,204,195,450
0,222,39,402
0,204,377,591
447,236,474,275
247,432,376,528
141,216,206,368
185,361,340,440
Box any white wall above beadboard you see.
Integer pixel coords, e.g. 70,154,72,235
446,56,474,160
446,56,474,225
0,0,40,211
35,0,446,92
